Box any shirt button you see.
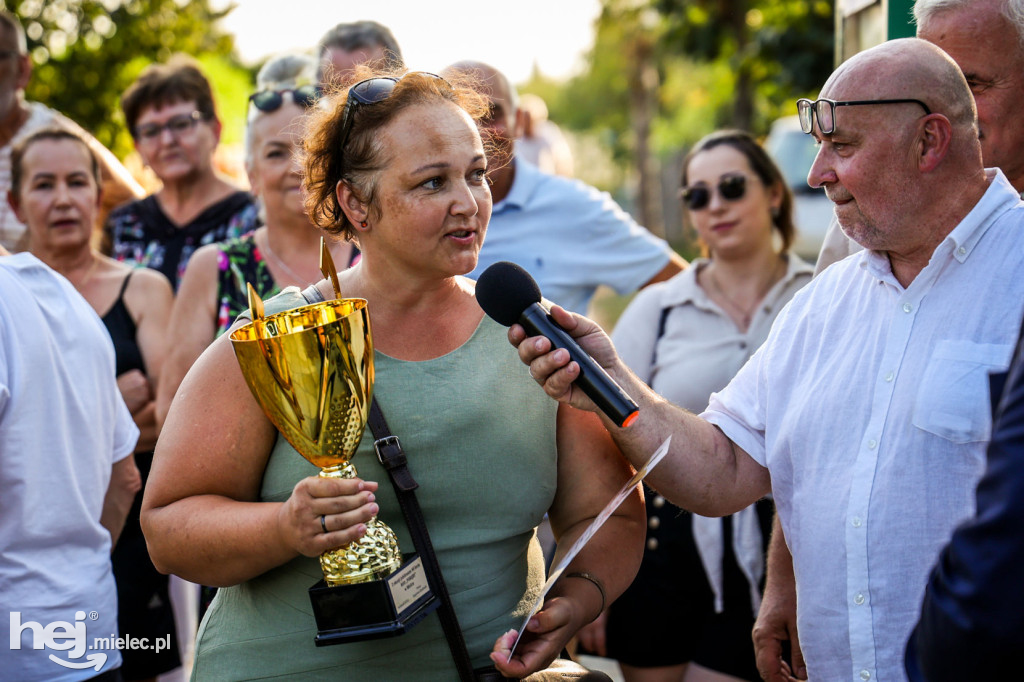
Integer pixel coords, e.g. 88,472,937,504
648,516,660,530
854,593,866,605
958,246,966,256
867,439,877,449
860,670,871,680
852,517,862,528
903,303,913,313
653,495,666,508
646,537,659,551
885,371,894,382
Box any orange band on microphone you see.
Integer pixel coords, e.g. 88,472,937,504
621,411,639,428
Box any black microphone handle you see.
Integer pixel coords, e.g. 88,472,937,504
519,303,639,428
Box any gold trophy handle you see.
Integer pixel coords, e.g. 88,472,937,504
247,283,271,363
320,238,343,299
245,283,304,425
247,282,265,321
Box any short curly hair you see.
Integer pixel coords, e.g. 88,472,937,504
302,67,489,241
121,55,217,134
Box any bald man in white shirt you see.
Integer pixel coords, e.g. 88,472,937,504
507,39,1024,682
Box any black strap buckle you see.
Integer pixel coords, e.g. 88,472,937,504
374,435,403,468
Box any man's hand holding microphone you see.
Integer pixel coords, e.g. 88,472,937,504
475,261,642,428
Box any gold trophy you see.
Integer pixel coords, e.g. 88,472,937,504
229,241,437,646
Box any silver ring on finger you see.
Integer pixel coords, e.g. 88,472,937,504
320,514,328,534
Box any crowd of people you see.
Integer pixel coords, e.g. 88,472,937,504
4,1,1024,681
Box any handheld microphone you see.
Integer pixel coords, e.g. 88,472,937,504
475,261,640,428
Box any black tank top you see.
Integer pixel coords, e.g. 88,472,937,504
101,270,152,539
101,271,145,377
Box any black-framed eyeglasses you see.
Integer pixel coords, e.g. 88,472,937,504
249,85,322,112
680,174,748,211
797,97,932,135
337,72,448,154
134,110,207,142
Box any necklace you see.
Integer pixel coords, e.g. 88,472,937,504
705,257,786,331
260,231,308,285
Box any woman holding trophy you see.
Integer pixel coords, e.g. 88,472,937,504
143,68,644,679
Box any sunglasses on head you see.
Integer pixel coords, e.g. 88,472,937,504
338,72,448,153
249,85,321,112
680,174,748,211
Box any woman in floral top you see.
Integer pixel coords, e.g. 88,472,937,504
156,55,357,427
107,57,259,290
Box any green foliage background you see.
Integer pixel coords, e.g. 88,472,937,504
4,0,834,196
6,0,254,159
524,0,834,165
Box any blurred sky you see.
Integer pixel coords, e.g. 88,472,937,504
213,0,603,84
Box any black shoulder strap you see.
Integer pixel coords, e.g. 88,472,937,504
117,269,134,300
367,399,476,682
651,304,674,370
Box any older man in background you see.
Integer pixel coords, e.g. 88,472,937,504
316,20,403,90
446,61,686,315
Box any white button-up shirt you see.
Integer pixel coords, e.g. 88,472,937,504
702,169,1024,681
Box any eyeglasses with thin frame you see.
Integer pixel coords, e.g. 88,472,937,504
249,85,322,112
337,72,448,155
134,110,207,143
796,98,932,135
680,174,748,211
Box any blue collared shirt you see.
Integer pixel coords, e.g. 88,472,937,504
470,160,674,314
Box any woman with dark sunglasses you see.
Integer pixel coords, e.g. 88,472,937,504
155,55,355,430
593,130,813,682
106,56,260,290
142,67,644,680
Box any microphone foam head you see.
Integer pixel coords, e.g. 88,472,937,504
475,261,543,327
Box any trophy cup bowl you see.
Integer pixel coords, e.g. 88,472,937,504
230,295,436,645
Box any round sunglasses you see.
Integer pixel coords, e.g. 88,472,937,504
249,84,321,112
680,174,748,211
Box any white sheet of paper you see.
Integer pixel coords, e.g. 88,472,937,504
507,435,672,661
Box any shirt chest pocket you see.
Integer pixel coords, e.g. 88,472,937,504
912,340,1012,443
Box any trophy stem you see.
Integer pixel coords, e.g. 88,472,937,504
318,463,403,587
320,463,357,480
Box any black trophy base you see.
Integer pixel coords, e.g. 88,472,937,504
309,553,438,646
